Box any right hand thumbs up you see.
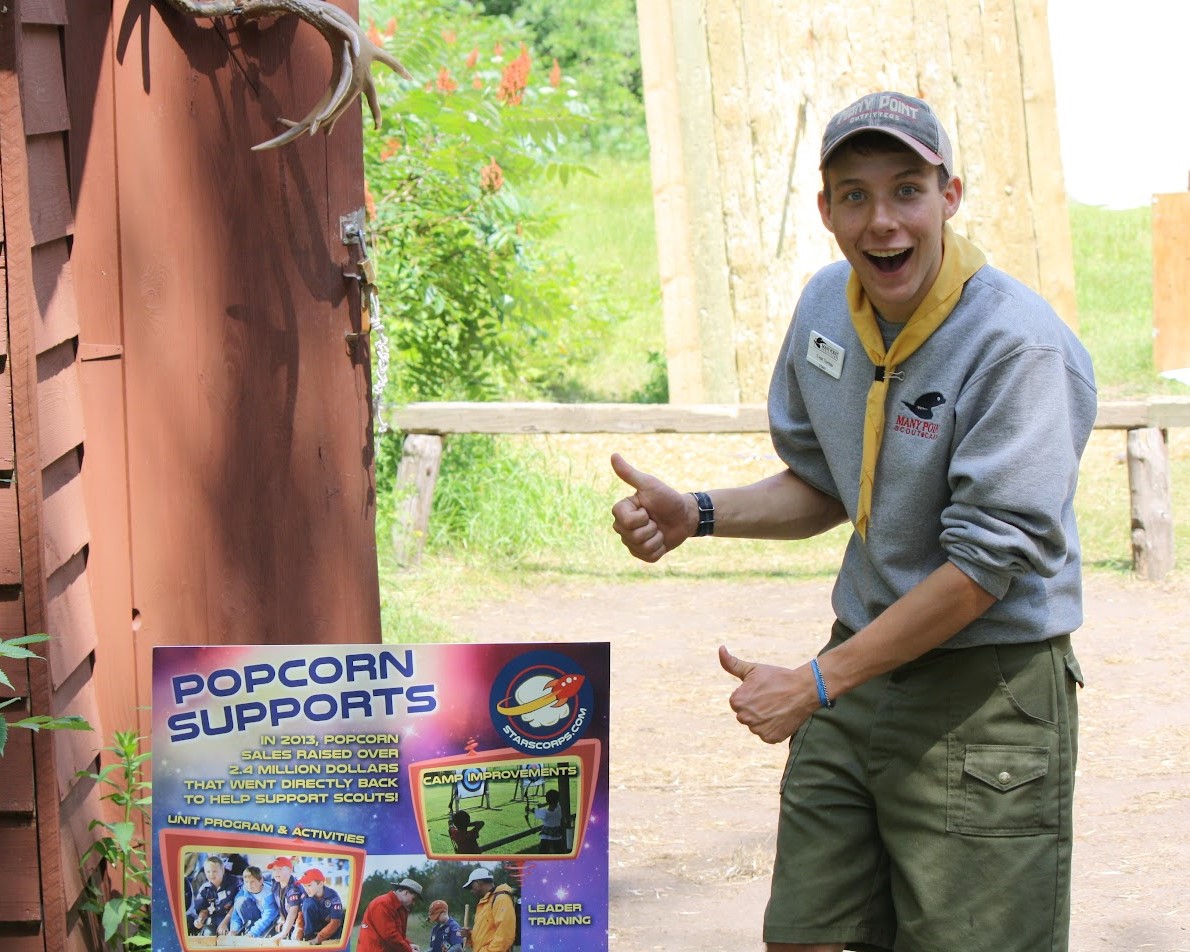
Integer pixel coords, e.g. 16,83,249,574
609,454,695,562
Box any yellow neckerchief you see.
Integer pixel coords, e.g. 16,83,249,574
848,224,986,539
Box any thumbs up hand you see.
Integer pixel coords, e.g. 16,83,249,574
609,453,697,563
719,645,821,744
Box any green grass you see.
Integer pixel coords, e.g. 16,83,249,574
533,156,664,401
377,176,1190,642
1070,203,1156,399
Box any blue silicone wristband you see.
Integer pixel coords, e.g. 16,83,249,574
810,657,834,709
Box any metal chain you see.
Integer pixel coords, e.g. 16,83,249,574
365,284,391,433
343,218,391,433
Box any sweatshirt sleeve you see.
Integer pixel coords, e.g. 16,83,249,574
248,889,281,938
768,308,843,502
941,344,1096,597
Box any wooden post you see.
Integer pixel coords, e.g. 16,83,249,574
637,0,739,403
1127,427,1174,580
634,0,1077,401
391,434,443,566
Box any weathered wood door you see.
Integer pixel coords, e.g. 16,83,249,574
70,0,384,744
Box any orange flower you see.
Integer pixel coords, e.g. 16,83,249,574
480,158,505,193
473,77,484,90
364,183,377,221
441,28,457,44
379,138,402,160
385,17,397,37
549,58,562,88
436,67,458,94
465,47,480,69
366,19,384,46
494,41,505,57
497,45,531,106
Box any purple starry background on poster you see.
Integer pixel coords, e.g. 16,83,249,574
151,642,609,952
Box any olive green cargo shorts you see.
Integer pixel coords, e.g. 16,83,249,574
764,623,1082,952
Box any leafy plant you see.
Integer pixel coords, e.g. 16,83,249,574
361,0,615,406
78,731,153,950
477,0,648,156
0,633,92,756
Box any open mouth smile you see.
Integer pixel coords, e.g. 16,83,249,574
865,248,912,273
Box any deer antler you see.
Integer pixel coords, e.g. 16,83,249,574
163,0,410,150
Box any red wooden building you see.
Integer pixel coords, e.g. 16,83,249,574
0,2,382,948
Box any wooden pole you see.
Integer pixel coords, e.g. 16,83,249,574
1127,427,1175,580
391,434,443,566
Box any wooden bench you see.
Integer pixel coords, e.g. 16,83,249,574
385,398,1190,579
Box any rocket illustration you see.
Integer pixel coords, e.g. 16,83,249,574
496,674,586,716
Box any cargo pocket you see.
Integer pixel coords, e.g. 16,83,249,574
948,744,1051,836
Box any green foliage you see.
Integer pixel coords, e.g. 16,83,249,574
78,731,153,950
0,633,92,756
477,0,648,156
361,0,624,406
425,434,608,557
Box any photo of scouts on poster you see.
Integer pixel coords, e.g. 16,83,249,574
418,757,581,858
177,849,354,947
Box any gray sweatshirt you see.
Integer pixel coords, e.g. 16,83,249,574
769,260,1097,648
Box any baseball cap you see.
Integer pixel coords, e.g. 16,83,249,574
463,868,494,887
296,868,326,886
392,878,423,897
266,857,293,870
819,91,953,174
427,899,449,919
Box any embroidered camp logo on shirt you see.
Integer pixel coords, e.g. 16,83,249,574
892,392,946,440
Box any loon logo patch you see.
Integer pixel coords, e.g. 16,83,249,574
901,391,946,420
893,392,946,441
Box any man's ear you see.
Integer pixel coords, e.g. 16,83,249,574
817,190,834,233
942,176,963,221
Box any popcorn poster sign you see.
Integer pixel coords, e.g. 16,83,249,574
151,642,610,951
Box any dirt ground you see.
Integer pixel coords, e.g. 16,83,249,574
443,569,1190,951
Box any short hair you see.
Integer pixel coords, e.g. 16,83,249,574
821,131,951,202
243,866,263,881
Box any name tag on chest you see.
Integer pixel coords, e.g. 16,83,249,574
807,331,845,379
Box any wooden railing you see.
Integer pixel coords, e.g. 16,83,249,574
385,398,1190,578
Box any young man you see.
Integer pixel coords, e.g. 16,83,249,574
611,91,1096,951
459,868,516,952
426,898,464,952
295,867,346,945
357,877,424,952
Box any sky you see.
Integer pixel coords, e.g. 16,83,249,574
1048,0,1190,208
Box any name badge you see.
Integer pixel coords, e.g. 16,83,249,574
806,331,845,379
